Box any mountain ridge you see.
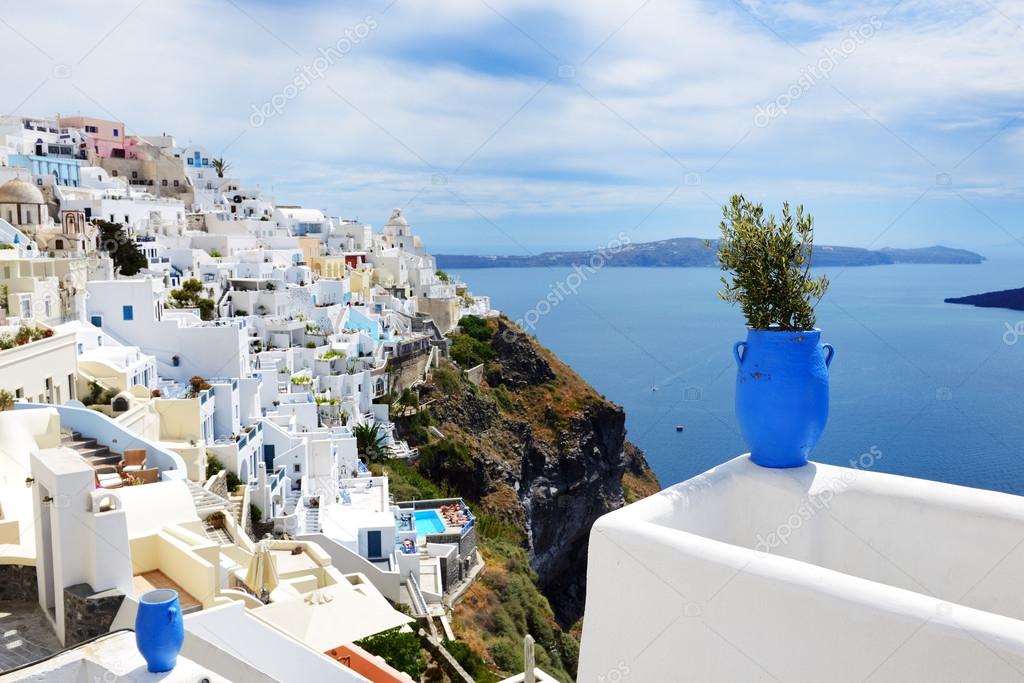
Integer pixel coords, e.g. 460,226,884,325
436,239,985,269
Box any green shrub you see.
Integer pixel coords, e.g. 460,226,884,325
488,640,520,673
449,334,494,367
431,363,462,395
249,504,262,522
491,385,514,412
715,194,829,330
445,640,498,682
458,315,492,342
355,628,426,679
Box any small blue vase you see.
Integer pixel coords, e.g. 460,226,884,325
135,589,184,673
733,329,834,468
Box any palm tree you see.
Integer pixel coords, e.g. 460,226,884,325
211,158,231,178
353,423,390,462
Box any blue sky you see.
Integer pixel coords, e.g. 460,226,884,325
2,0,1021,255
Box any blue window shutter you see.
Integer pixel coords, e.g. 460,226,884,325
122,305,133,321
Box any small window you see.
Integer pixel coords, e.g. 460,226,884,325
113,129,119,137
131,171,138,179
112,170,118,177
293,464,301,473
122,305,133,321
173,179,179,187
161,179,168,186
91,315,102,327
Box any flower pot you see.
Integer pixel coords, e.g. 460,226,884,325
135,589,184,672
733,329,834,468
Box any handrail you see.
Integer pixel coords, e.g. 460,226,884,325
15,403,187,479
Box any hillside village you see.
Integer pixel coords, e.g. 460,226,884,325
0,113,568,682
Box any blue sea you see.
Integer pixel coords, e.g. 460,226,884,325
456,259,1024,494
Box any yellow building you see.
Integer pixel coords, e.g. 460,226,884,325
297,236,321,264
309,255,348,280
348,267,374,301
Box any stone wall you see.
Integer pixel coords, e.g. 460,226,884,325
207,469,229,499
63,583,125,646
388,348,432,391
439,553,459,592
458,524,477,561
0,564,37,602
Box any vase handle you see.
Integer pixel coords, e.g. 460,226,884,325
168,605,179,623
732,341,746,367
822,343,835,368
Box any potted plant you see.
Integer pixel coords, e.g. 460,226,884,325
207,511,226,529
716,194,834,468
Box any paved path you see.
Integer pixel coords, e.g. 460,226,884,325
0,601,62,672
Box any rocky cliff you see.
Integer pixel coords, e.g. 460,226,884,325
415,316,659,625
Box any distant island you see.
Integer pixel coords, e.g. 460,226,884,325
436,238,985,269
945,287,1024,311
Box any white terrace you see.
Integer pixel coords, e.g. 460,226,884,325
580,454,1024,683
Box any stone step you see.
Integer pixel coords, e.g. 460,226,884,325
186,480,231,513
64,438,99,450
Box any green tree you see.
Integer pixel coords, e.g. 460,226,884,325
435,269,450,282
95,219,147,276
353,422,390,462
355,628,426,679
211,158,231,178
168,279,216,321
715,194,829,330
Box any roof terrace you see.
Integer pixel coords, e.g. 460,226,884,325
579,454,1024,682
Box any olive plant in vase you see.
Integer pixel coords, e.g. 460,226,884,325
716,194,833,468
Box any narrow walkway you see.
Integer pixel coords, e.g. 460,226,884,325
0,601,62,673
203,522,233,545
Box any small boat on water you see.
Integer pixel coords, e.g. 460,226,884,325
675,425,685,432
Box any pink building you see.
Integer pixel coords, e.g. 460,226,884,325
56,115,137,159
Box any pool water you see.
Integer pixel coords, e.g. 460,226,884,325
414,510,446,536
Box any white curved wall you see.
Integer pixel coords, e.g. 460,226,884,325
579,455,1024,682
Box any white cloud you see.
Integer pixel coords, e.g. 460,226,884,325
0,0,1019,247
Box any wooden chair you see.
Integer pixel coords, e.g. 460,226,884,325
94,464,124,489
134,468,160,484
121,449,147,474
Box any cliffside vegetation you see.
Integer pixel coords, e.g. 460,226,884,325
385,314,659,681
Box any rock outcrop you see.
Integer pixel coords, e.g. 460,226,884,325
420,316,659,624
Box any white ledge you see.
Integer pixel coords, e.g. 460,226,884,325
579,454,1024,682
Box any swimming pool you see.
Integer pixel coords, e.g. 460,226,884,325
414,510,446,536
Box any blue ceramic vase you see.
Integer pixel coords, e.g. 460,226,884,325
135,589,184,673
733,329,834,468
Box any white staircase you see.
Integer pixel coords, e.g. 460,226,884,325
303,505,320,533
284,489,301,514
186,480,231,515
